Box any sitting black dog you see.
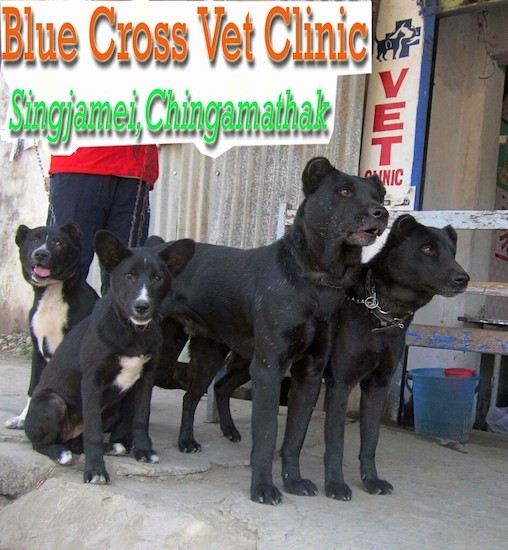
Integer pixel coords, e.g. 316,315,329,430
323,214,470,500
163,157,388,504
24,231,195,484
5,222,98,430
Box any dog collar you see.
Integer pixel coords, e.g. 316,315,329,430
346,271,413,333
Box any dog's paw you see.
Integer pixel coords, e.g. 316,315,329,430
4,415,25,430
178,438,202,453
133,449,159,464
283,477,318,497
105,442,127,456
325,481,353,501
84,469,111,485
362,478,393,495
250,483,283,506
221,426,242,442
56,450,73,465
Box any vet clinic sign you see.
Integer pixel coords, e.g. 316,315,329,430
360,0,435,210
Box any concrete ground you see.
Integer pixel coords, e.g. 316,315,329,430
0,355,507,550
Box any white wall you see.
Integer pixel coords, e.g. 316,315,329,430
0,74,50,332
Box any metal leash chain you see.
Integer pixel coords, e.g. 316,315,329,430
128,146,151,248
346,273,412,332
34,140,56,224
347,290,380,310
128,178,142,248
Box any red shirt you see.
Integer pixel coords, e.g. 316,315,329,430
49,146,159,188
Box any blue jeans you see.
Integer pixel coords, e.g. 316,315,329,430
47,173,151,293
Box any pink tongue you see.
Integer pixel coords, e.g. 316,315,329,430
34,266,51,277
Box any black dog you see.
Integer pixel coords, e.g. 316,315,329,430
5,222,98,430
164,157,388,505
24,231,195,484
323,214,469,501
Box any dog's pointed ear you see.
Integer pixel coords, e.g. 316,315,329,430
15,225,31,247
94,230,133,272
301,157,335,197
391,214,419,236
60,221,82,246
366,173,386,199
158,238,195,276
443,224,458,246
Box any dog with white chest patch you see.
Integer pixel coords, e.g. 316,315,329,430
24,230,195,484
5,222,98,430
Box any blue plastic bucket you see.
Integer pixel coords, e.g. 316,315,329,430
406,368,481,443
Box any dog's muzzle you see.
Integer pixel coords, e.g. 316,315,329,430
29,265,55,286
346,206,389,246
129,300,154,327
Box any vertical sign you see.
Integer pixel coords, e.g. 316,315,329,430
360,0,435,210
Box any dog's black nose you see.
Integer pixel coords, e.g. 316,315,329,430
134,301,151,314
368,205,388,219
33,248,49,262
453,271,470,285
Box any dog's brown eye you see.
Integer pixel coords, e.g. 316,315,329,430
153,275,162,283
422,245,434,256
125,273,134,280
339,188,351,197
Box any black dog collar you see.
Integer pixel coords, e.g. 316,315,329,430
346,271,413,333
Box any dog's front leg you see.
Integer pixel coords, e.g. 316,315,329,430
249,356,286,505
28,345,48,396
214,354,251,442
280,356,325,497
358,378,393,495
178,338,226,453
82,374,110,484
323,371,353,501
131,366,159,464
280,321,333,497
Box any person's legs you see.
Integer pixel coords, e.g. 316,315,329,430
47,173,109,278
100,177,151,293
105,178,151,247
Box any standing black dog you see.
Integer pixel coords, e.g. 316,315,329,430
165,157,388,505
24,231,195,484
5,222,98,430
323,214,469,501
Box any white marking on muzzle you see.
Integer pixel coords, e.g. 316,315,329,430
137,285,149,302
33,240,49,254
129,284,152,326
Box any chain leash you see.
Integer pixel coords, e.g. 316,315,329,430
34,140,56,224
346,270,413,332
128,145,151,248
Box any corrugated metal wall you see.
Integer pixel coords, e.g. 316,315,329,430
149,75,366,247
88,75,366,291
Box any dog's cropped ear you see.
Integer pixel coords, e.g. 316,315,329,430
301,157,335,197
366,173,386,200
15,225,31,247
442,224,458,247
94,230,133,272
60,221,82,246
391,214,419,236
158,238,195,276
145,235,165,248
